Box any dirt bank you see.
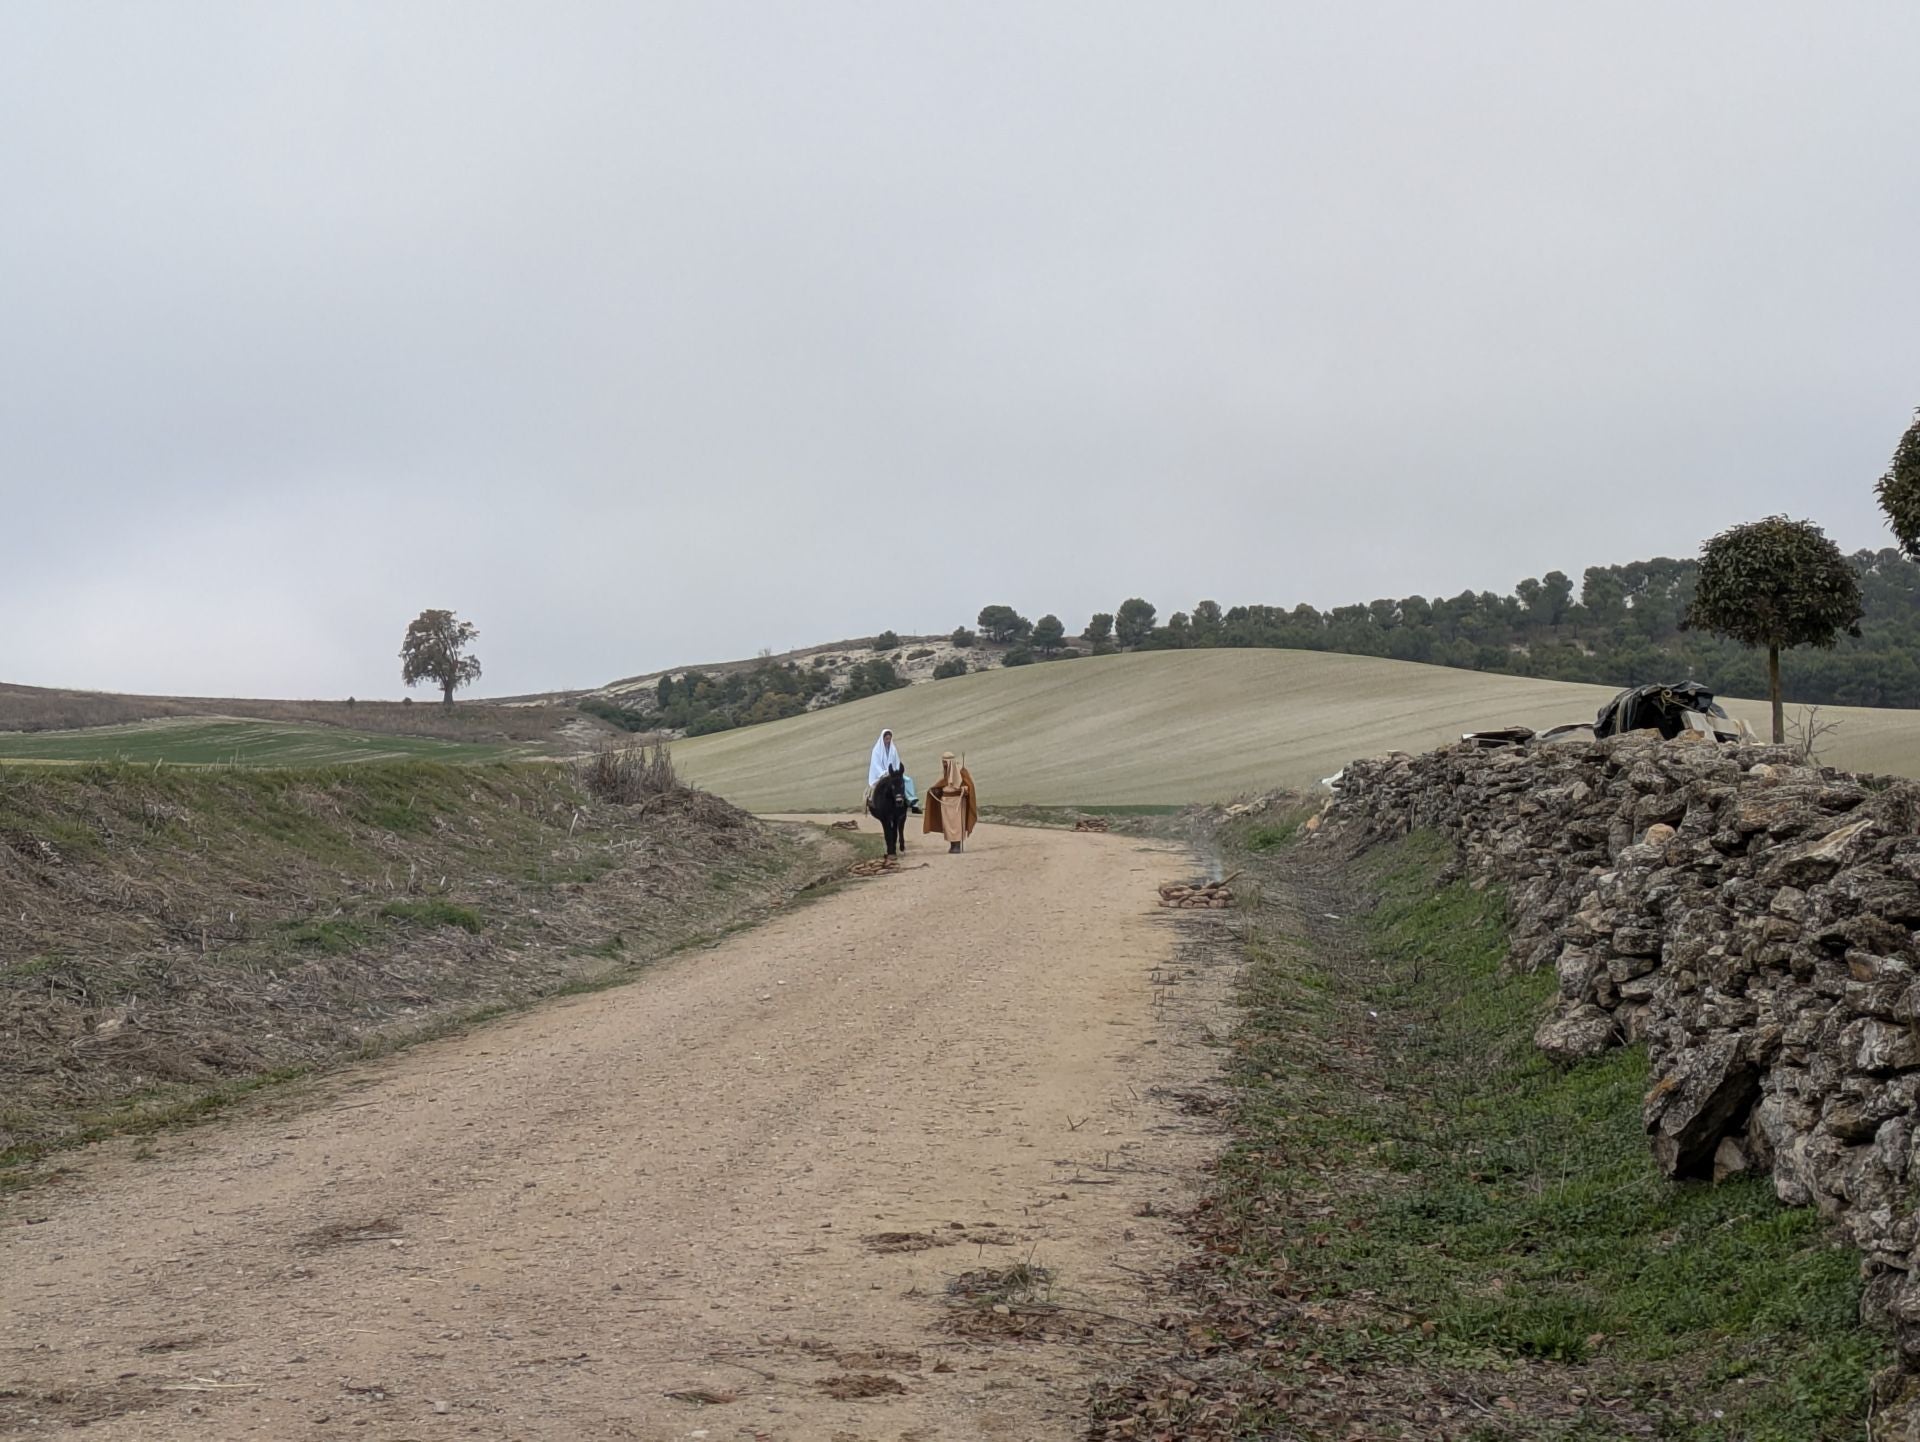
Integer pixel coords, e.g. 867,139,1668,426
0,822,1232,1441
2,764,833,1167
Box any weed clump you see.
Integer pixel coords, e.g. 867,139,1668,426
1242,821,1298,851
379,899,484,933
279,917,375,954
946,1261,1053,1303
579,741,679,804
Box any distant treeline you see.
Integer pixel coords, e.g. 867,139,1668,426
588,544,1920,743
1039,548,1920,708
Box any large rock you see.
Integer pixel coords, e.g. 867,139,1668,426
1646,1035,1760,1179
1760,818,1880,887
1535,1004,1617,1063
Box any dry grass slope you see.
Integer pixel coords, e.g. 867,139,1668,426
0,760,830,1168
672,650,1920,810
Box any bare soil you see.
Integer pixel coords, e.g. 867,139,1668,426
0,822,1235,1441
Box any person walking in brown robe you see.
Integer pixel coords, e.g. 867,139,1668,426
924,752,977,852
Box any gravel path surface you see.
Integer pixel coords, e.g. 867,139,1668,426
1,822,1233,1442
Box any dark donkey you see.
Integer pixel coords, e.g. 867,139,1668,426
868,765,911,856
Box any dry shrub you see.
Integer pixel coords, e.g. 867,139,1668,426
946,1261,1053,1302
1787,704,1843,765
579,740,679,804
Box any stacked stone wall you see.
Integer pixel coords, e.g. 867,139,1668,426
1313,735,1920,1361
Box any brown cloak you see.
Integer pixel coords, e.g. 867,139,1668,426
923,753,977,840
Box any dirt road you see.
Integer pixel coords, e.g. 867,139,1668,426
1,823,1232,1441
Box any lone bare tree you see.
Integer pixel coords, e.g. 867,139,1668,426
400,609,483,706
1681,517,1862,744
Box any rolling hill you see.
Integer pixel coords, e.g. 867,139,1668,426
671,650,1920,811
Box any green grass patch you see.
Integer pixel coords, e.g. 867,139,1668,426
0,1065,317,1184
379,899,486,933
1,954,61,979
0,718,515,767
1188,830,1885,1439
1242,821,1300,851
276,917,376,954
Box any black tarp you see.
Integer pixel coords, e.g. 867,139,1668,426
1592,682,1727,740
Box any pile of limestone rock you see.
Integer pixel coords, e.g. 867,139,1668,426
1158,877,1236,910
1311,732,1920,1373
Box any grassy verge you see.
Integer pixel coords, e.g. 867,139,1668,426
1093,827,1884,1440
0,717,521,765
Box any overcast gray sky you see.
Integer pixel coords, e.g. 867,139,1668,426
3,3,1915,699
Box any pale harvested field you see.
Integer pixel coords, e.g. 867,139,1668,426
674,650,1920,810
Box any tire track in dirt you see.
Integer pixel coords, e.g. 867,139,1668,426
0,822,1234,1441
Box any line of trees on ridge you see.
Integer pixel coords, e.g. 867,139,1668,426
965,550,1915,717
580,654,911,736
963,410,1920,738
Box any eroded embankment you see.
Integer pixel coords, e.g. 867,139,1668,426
1,761,837,1170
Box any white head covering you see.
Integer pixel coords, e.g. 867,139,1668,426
868,728,903,785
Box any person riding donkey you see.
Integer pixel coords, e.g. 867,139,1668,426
864,728,914,856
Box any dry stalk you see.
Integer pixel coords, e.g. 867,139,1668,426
578,740,680,805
